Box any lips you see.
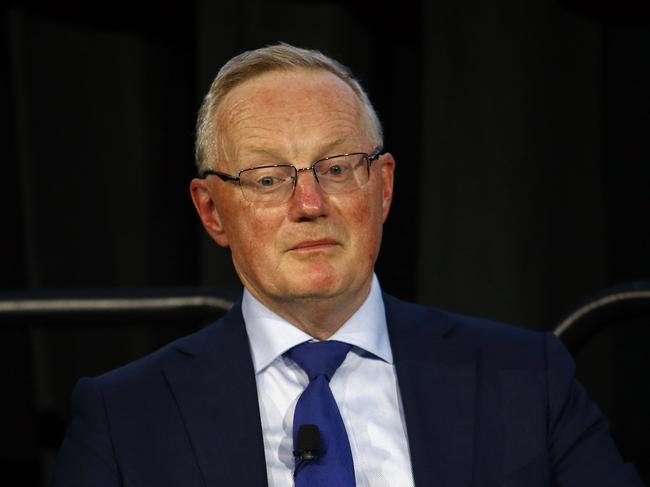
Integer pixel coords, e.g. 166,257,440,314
289,239,339,251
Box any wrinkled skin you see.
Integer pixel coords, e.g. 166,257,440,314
190,69,395,338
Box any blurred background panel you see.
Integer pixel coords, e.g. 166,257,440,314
1,0,648,485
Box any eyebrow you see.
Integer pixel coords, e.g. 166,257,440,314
246,148,284,161
244,137,353,164
316,137,351,157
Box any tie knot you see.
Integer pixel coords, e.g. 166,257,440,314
285,340,352,381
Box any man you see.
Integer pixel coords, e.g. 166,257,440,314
51,44,644,486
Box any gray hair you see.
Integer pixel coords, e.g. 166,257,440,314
195,43,383,172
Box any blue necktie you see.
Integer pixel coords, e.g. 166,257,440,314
285,340,356,486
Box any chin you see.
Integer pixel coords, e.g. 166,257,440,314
281,268,345,299
285,269,372,304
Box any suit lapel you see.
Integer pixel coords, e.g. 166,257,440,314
385,294,477,487
163,302,268,487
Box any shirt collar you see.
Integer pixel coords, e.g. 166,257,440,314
242,273,392,374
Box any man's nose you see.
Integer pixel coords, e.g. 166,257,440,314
288,168,329,220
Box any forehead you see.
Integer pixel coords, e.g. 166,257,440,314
215,69,367,163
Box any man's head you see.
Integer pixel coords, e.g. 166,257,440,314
190,43,395,332
194,43,384,173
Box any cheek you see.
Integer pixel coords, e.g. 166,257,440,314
231,219,268,254
348,199,384,260
351,204,375,231
228,221,277,282
222,203,283,264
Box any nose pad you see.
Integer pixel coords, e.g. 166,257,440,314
289,166,328,217
295,166,318,183
292,166,321,193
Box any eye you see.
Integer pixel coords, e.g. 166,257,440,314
258,176,277,187
329,165,345,175
319,160,352,178
241,166,293,192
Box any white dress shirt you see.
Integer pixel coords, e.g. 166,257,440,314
242,274,415,487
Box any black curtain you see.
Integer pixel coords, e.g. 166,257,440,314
1,0,649,485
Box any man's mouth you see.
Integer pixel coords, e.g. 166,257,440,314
289,239,339,251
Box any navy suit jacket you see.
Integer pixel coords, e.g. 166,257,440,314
51,294,644,486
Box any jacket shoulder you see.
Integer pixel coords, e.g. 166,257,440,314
383,293,552,368
384,292,545,342
92,315,227,389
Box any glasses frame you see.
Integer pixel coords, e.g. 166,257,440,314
200,147,384,202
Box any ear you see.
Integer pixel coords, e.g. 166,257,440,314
378,152,395,222
190,178,230,247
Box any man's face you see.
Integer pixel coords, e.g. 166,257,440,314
191,69,394,312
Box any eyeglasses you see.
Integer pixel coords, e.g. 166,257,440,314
200,148,384,203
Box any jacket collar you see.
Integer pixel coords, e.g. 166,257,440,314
385,293,478,487
163,300,268,487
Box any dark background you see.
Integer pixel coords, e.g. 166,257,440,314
1,0,648,485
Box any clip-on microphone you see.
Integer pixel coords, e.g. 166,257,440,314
294,424,321,468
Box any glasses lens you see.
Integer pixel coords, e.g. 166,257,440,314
315,154,369,193
239,165,295,202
